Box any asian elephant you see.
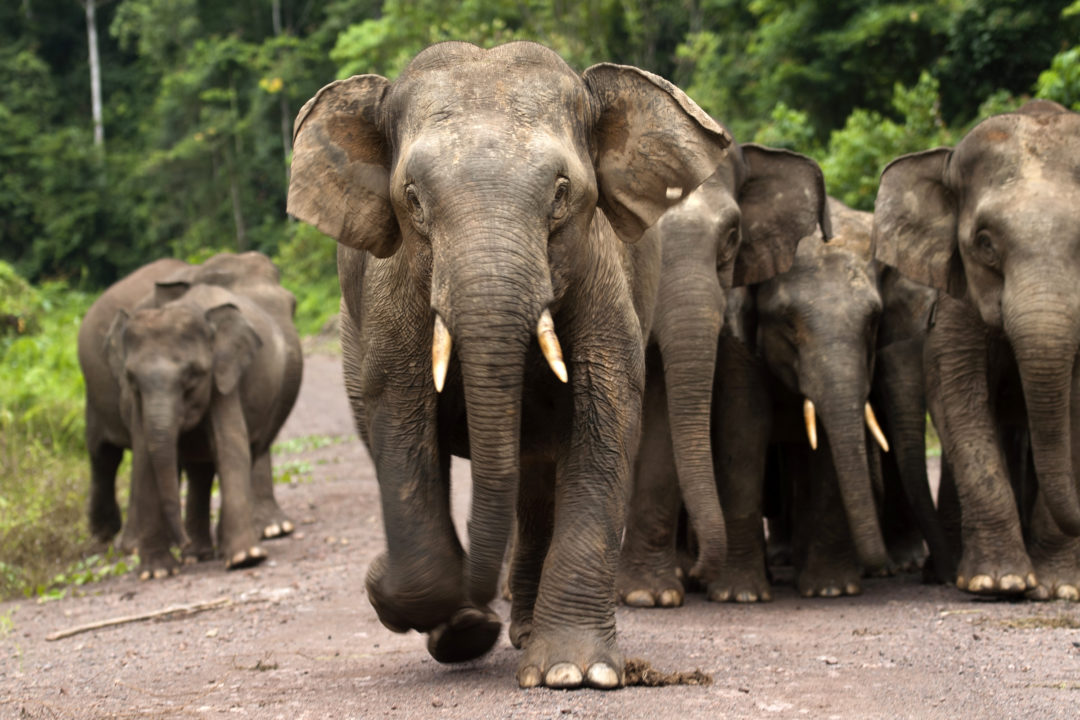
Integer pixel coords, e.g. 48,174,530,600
78,252,303,578
617,142,830,608
873,100,1080,600
714,231,889,599
286,41,731,689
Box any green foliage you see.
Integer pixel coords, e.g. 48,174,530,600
1036,46,1080,110
273,221,340,336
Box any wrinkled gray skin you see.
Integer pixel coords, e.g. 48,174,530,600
829,198,955,584
715,233,888,599
286,42,730,689
78,252,303,579
874,100,1080,600
617,143,829,608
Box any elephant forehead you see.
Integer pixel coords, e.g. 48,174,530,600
953,112,1080,187
127,306,208,344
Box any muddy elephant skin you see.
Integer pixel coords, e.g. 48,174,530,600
874,100,1080,601
286,41,731,689
78,252,303,578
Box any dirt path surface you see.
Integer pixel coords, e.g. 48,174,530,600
4,353,1080,719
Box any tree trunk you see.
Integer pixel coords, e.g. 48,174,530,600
84,0,104,152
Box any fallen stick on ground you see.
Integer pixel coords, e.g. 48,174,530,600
46,596,232,641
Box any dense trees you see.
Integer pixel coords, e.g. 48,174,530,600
3,0,1080,286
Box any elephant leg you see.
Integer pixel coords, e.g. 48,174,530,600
516,356,636,690
618,366,684,608
182,461,216,563
928,298,1033,595
880,457,925,574
210,392,266,570
764,451,793,568
129,435,179,580
509,458,555,649
793,439,862,598
251,449,294,539
712,335,772,603
1026,489,1080,601
87,438,124,542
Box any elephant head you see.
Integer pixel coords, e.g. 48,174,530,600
105,289,262,552
874,100,1080,536
648,143,828,579
287,42,731,606
755,235,889,568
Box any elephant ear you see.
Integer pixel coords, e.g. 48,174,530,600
205,304,263,396
733,144,829,287
287,74,399,258
873,147,965,298
153,280,190,306
583,64,732,242
104,310,130,382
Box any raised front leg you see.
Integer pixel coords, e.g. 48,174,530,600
926,297,1033,594
618,354,685,608
517,339,642,690
712,334,772,603
210,391,266,570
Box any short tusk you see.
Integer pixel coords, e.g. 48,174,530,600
432,314,451,393
803,398,818,451
537,309,568,383
865,402,890,453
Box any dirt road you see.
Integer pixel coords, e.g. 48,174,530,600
3,353,1079,718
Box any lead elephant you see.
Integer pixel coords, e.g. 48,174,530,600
286,42,730,689
78,252,303,578
873,100,1080,600
617,142,830,607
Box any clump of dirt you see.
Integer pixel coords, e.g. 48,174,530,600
624,658,713,687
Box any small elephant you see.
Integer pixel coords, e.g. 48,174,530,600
617,142,830,608
78,252,303,578
873,100,1080,600
715,231,888,599
287,41,730,689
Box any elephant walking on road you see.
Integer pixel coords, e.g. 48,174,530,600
874,100,1080,600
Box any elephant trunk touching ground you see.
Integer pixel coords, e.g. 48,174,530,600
804,347,889,569
1003,265,1080,536
139,380,188,549
653,259,726,581
432,219,555,607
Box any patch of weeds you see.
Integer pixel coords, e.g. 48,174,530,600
273,434,343,455
0,608,14,636
999,615,1080,630
35,549,136,601
274,459,314,484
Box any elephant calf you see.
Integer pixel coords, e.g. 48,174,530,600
78,252,303,578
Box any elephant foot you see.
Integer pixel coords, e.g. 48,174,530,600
89,503,122,544
509,616,532,649
517,629,623,690
182,541,216,565
796,561,862,598
707,565,772,603
426,606,502,663
955,541,1035,597
365,552,463,634
138,548,180,581
1026,544,1080,601
225,544,267,570
254,499,294,540
886,531,927,574
616,561,684,608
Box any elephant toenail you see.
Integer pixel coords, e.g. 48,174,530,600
709,588,731,603
955,575,966,589
820,586,841,598
1026,573,1038,588
761,589,773,602
281,520,294,534
968,575,994,592
735,591,757,603
518,666,543,688
845,583,861,596
800,587,815,598
999,575,1025,592
153,567,169,580
139,570,151,581
623,590,656,608
658,589,683,607
546,663,584,688
1057,585,1079,601
1026,584,1050,601
586,663,620,689
265,524,281,538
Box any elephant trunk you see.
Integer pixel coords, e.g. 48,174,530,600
142,390,188,548
813,359,889,569
654,267,726,581
1005,280,1080,536
435,228,552,607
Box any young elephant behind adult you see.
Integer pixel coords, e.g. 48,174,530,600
617,143,830,608
715,232,889,599
874,100,1080,600
287,41,730,688
78,252,302,578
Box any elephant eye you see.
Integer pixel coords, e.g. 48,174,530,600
718,225,740,263
551,177,570,221
973,230,999,267
404,184,424,226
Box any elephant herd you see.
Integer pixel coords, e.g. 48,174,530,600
79,41,1080,690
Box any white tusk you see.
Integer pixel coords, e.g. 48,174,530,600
865,402,890,453
432,314,451,393
537,309,568,383
803,398,818,451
